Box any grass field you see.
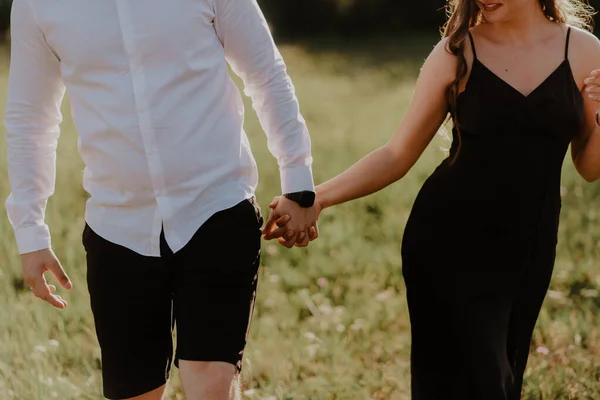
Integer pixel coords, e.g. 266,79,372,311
0,36,599,399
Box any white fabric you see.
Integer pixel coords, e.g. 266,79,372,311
5,0,314,256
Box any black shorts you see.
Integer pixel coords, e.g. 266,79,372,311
83,199,263,400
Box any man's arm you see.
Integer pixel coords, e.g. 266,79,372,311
212,0,318,247
5,0,71,308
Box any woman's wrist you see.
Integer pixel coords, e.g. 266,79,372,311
315,187,329,210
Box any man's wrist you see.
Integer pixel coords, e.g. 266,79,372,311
14,224,52,255
280,165,314,195
283,190,316,208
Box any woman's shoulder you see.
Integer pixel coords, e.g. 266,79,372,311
424,37,458,67
567,24,598,47
565,25,600,85
413,37,462,88
567,24,600,53
430,34,475,63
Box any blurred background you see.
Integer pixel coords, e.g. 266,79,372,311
0,1,599,399
0,0,598,41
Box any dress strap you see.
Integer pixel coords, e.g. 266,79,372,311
565,27,572,60
467,31,478,60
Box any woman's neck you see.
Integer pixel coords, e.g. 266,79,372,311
486,6,555,45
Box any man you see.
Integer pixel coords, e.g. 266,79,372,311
5,0,319,399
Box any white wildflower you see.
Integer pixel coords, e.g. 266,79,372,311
34,345,47,353
536,346,550,355
376,289,394,301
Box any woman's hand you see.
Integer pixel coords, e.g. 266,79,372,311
584,70,600,106
572,66,600,182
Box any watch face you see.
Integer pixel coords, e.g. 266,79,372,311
300,191,316,207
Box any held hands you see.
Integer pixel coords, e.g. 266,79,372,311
262,196,321,248
21,248,72,309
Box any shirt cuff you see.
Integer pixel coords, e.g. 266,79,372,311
280,164,315,194
14,224,51,254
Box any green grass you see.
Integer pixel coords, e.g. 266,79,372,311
0,36,599,399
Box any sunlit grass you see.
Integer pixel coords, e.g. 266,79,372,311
0,37,598,399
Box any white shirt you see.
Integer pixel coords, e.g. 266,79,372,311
5,0,314,256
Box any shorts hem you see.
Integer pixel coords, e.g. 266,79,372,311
175,354,243,373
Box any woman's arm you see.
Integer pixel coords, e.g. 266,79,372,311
570,29,600,182
316,39,457,209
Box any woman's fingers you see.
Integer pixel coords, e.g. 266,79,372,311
308,225,319,241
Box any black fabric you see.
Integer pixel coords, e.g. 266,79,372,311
401,27,583,400
467,31,478,60
565,27,571,59
84,199,263,400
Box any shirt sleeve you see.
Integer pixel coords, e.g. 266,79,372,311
4,0,66,254
213,0,314,194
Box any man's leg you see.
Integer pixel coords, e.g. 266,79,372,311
171,199,263,400
83,224,175,400
179,361,240,400
123,385,166,400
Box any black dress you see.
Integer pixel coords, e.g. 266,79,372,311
401,28,584,399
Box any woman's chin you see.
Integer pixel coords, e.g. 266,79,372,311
479,7,508,23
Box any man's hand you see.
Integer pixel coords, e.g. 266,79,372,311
21,248,72,309
262,196,321,248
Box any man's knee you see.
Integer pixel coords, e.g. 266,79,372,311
179,360,240,400
122,385,166,400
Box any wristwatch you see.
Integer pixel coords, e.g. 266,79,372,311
283,191,316,208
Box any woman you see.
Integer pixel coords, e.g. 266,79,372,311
264,0,600,398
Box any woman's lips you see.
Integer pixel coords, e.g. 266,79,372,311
479,2,502,12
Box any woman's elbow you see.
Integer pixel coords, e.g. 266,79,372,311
581,173,600,183
383,143,411,181
575,162,600,182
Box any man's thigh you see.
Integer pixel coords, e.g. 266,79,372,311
172,199,263,372
83,224,174,400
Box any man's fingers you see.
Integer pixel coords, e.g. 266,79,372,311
48,261,73,290
295,231,308,246
261,212,281,236
295,231,310,248
275,214,291,228
265,226,290,240
278,236,296,248
32,278,66,309
48,285,57,293
284,230,298,248
41,293,67,309
54,294,68,307
277,230,298,248
269,196,281,209
23,273,37,289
